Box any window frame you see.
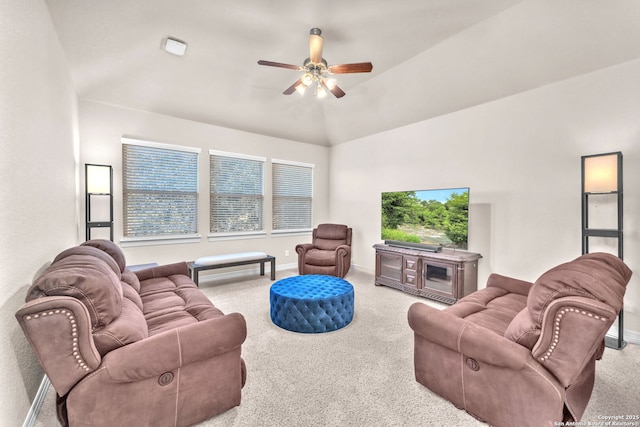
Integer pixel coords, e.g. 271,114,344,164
120,137,201,247
271,158,314,235
208,149,267,241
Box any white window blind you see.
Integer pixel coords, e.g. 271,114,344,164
122,141,199,237
272,160,313,231
210,151,265,233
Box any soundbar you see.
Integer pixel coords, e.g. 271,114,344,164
385,240,443,252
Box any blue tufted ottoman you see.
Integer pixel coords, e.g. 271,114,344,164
270,275,354,333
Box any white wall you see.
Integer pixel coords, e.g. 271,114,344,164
78,100,330,268
0,0,79,424
330,59,640,335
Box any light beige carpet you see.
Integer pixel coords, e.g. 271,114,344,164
35,268,640,426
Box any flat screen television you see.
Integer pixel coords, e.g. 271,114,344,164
381,187,469,251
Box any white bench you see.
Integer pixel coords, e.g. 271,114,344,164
188,252,276,285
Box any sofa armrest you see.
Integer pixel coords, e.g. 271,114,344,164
532,296,617,387
335,244,351,258
15,296,102,396
296,243,314,274
486,273,533,296
295,243,314,255
103,312,247,382
408,302,531,371
134,262,190,281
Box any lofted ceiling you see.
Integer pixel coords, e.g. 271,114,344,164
45,0,640,146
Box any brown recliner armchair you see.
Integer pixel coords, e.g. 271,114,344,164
16,240,247,427
408,252,631,427
296,223,352,278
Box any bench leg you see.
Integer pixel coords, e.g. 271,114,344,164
260,261,265,276
270,258,276,280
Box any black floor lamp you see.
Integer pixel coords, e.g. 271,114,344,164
581,151,625,349
85,163,114,241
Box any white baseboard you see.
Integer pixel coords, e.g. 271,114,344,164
23,375,50,427
623,329,640,345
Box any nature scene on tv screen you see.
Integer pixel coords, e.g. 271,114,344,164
381,188,469,249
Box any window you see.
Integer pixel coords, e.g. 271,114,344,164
122,138,200,240
272,160,314,232
210,150,265,235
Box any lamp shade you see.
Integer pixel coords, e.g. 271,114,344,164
86,164,112,194
583,153,619,193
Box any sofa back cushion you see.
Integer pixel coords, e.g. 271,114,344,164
93,290,148,355
121,268,142,293
504,253,631,349
28,246,124,329
527,252,631,326
503,307,540,349
81,239,127,272
53,245,121,277
314,224,350,250
27,243,149,357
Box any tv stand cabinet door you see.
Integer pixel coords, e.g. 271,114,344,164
376,251,402,282
422,260,457,300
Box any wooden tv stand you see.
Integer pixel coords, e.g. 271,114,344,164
374,244,482,305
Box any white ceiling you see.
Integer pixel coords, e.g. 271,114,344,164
45,0,640,146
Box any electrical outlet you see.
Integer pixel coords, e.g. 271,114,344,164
285,250,290,257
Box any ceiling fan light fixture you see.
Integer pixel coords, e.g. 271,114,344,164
316,84,327,99
301,73,314,86
295,84,307,95
324,78,337,90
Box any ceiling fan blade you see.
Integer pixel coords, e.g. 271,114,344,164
258,60,302,71
309,28,324,63
283,78,303,95
319,79,345,98
328,84,346,98
328,62,373,74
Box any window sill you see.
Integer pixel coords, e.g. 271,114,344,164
120,234,201,247
271,229,313,237
207,231,267,242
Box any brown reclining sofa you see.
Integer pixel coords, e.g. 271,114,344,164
408,252,631,427
16,239,247,426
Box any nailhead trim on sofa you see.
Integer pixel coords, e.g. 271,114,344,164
24,309,91,372
539,307,609,363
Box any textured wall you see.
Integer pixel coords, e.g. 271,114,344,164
0,0,79,424
329,59,640,338
77,100,330,267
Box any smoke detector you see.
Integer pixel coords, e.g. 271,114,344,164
163,37,187,56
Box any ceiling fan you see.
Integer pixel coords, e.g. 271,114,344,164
258,28,373,99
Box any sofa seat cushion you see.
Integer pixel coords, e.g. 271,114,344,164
139,273,224,336
302,249,337,266
446,287,528,336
